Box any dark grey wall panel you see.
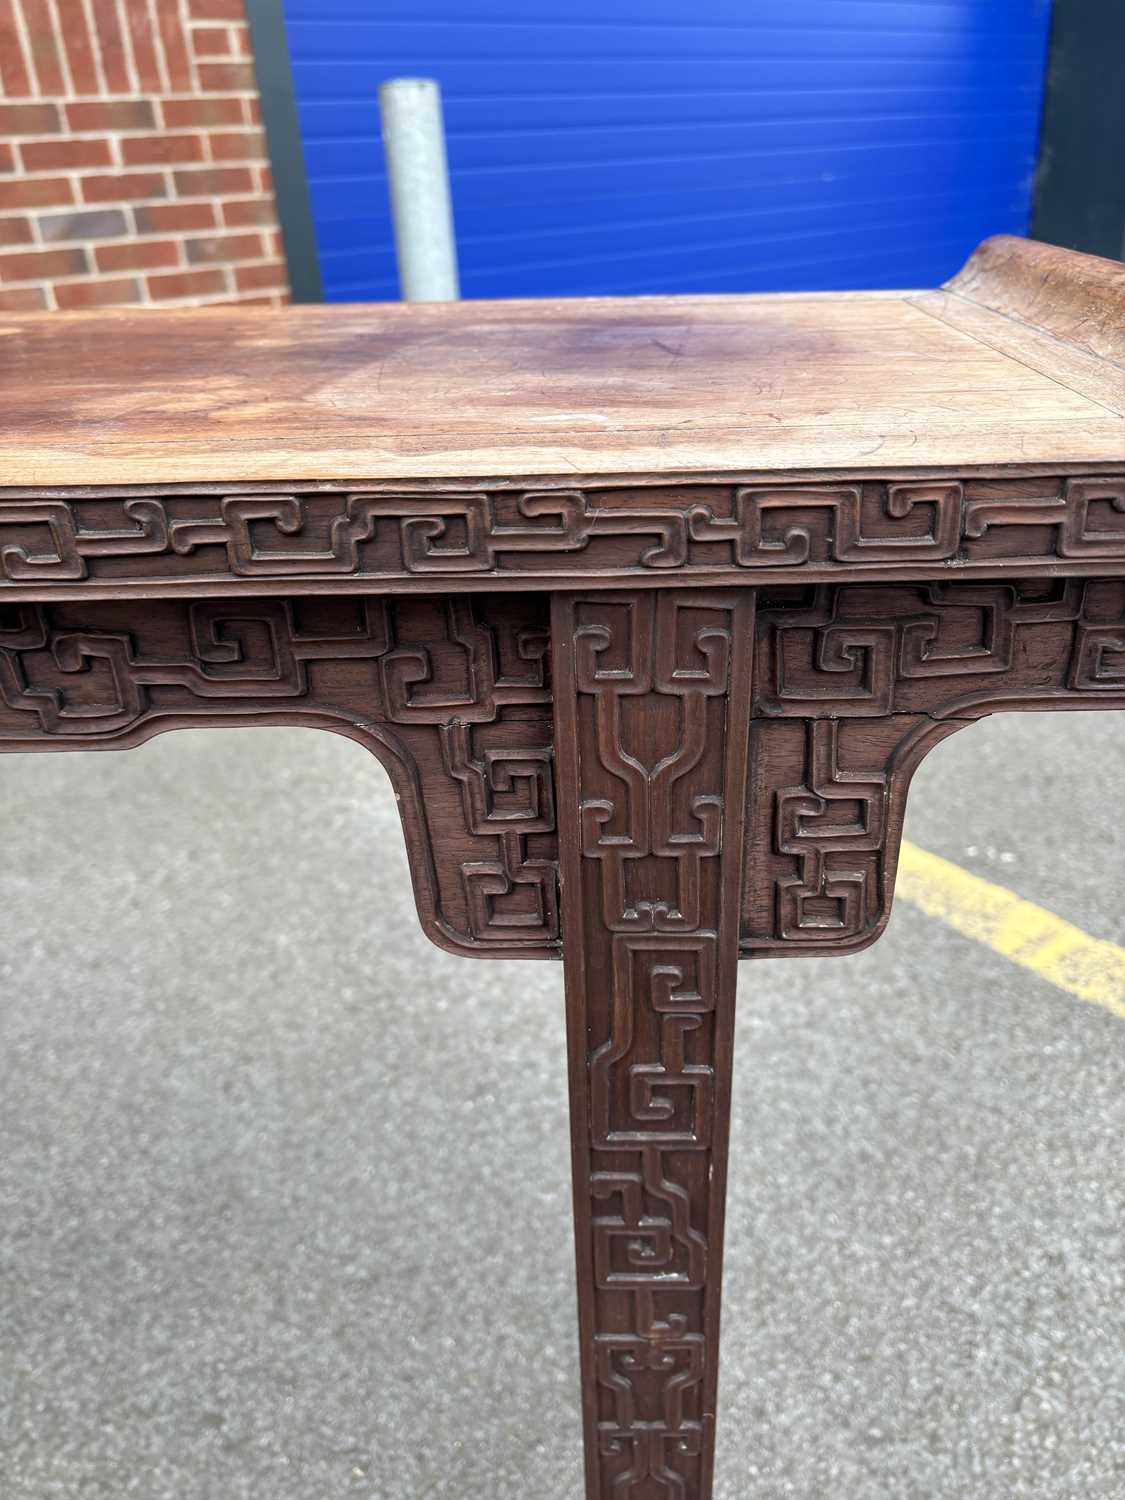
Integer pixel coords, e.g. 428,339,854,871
1033,0,1125,261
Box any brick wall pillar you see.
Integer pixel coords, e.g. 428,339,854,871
0,0,291,311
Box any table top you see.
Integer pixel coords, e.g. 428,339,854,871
1,236,1123,490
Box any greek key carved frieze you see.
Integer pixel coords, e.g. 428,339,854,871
4,575,1122,967
0,593,556,959
963,478,1125,559
554,590,754,1498
753,577,1125,718
2,475,1123,591
742,577,1125,954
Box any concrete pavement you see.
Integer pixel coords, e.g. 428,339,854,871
1,710,1122,1498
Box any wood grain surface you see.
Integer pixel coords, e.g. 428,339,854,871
1,238,1123,486
944,235,1125,368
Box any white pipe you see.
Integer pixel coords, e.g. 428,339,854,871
378,77,460,302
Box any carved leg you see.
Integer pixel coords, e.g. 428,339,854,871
552,589,754,1500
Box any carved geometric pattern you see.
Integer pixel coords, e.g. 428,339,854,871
553,590,754,1499
1,475,1123,593
742,577,1125,954
0,593,557,959
774,719,886,941
4,576,1123,965
754,577,1091,718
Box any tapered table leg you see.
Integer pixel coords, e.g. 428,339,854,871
552,589,755,1500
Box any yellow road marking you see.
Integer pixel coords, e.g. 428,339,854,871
896,841,1125,1019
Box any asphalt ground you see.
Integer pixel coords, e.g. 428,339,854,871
1,709,1122,1499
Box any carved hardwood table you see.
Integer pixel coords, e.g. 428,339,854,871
2,235,1123,1499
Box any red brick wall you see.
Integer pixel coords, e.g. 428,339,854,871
0,0,290,311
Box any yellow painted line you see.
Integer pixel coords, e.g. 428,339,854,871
896,840,1125,1019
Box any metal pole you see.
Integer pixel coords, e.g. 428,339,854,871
378,77,460,302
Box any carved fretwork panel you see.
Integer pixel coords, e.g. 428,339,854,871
4,576,1122,968
2,475,1123,595
0,593,558,959
742,578,1125,955
552,591,754,1500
